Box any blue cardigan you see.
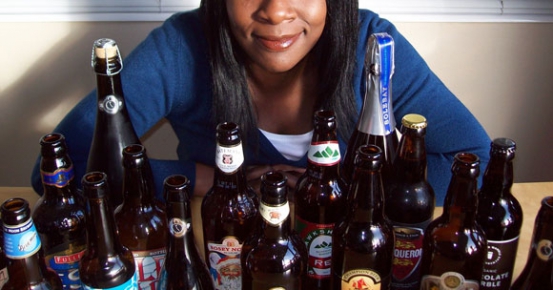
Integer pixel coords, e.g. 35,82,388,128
31,9,490,206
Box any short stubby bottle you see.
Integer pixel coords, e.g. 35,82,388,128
33,133,87,289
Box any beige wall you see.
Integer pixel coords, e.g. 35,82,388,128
1,20,552,188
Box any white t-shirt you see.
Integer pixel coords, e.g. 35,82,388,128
259,129,313,161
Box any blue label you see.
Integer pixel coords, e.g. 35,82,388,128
47,250,86,289
82,271,138,290
375,33,394,134
41,165,75,188
3,218,41,259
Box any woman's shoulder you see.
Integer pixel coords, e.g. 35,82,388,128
358,8,396,33
159,9,204,38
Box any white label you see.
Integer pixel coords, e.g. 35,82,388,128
215,143,244,174
307,141,340,166
259,202,290,226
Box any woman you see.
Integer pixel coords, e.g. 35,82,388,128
31,0,490,205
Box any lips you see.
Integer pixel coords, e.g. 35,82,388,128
255,33,301,52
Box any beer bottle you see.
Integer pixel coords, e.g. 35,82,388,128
1,197,63,289
0,226,7,288
201,122,259,289
114,144,167,289
294,110,347,289
242,171,308,290
511,196,553,290
79,172,137,289
86,38,141,210
384,114,435,290
342,32,398,188
420,153,487,290
331,145,394,290
32,133,87,289
476,138,522,290
158,174,213,290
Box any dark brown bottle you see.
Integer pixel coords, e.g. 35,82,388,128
420,153,487,290
0,225,7,288
476,138,522,290
201,122,259,289
86,38,141,210
511,196,553,290
1,197,63,289
331,145,394,290
79,172,137,289
342,32,398,188
32,133,87,289
242,171,308,290
384,114,435,290
158,174,213,290
294,110,347,289
114,144,167,289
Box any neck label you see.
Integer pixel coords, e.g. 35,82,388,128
259,201,290,226
216,143,244,174
307,141,340,166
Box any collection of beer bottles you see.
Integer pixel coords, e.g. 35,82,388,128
0,33,551,290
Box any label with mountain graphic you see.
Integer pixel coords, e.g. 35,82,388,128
307,141,341,166
295,216,334,279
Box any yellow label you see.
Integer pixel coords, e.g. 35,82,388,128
341,269,381,290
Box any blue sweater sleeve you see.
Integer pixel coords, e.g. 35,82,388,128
357,10,491,205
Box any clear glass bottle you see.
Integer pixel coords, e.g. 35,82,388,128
114,144,167,289
294,110,347,289
86,38,141,210
201,122,259,289
32,133,87,289
242,171,307,290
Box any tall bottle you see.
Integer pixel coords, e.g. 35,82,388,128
342,32,398,188
511,196,553,289
331,145,394,290
201,122,259,290
420,153,487,290
158,174,213,290
86,38,141,210
32,133,87,289
1,197,63,289
79,172,137,289
476,138,522,290
114,144,167,289
242,171,308,290
294,110,347,289
384,114,435,290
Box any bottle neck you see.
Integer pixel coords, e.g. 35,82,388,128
86,196,122,257
480,157,514,197
394,131,427,182
166,199,197,258
96,72,124,101
213,142,249,193
122,166,156,205
258,201,292,240
442,175,479,224
348,167,386,222
10,254,50,285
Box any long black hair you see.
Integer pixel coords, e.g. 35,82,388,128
199,0,359,142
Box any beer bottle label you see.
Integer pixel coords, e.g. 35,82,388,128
41,165,74,188
3,218,41,259
0,267,8,288
535,239,553,262
132,248,166,290
259,201,290,226
420,272,479,290
207,236,243,289
391,226,425,289
46,249,86,289
480,236,519,289
307,141,341,166
341,269,382,290
169,217,191,238
215,143,244,174
82,272,138,290
295,216,333,279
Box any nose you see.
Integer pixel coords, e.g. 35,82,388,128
255,0,296,24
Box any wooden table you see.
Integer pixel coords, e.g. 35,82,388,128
1,182,552,283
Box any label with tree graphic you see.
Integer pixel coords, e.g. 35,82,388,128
295,216,334,279
307,141,341,166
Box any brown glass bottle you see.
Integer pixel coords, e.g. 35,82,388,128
342,32,398,188
0,225,7,288
201,122,259,290
114,144,167,289
79,172,137,289
294,110,347,289
158,174,213,290
511,196,553,290
32,133,87,289
420,153,487,290
384,114,435,290
331,145,394,290
476,138,522,290
1,197,63,289
242,171,308,290
86,38,141,210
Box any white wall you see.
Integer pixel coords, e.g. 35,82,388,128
1,20,552,188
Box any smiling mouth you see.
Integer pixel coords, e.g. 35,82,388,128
255,33,301,52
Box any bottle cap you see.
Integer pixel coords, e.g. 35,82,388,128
402,113,427,129
93,38,119,59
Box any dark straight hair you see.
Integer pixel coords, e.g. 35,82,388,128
199,0,359,142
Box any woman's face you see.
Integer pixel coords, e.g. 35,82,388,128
225,0,326,74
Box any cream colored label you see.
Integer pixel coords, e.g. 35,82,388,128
259,201,290,226
215,143,244,173
341,269,381,290
307,141,341,166
420,272,479,290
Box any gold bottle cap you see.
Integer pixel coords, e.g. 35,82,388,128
401,113,427,129
93,38,119,59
